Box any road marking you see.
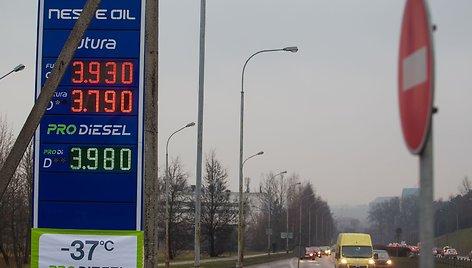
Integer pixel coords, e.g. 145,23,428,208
402,46,427,91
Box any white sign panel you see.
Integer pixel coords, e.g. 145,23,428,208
31,229,143,268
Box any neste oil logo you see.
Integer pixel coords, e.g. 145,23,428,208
47,124,131,136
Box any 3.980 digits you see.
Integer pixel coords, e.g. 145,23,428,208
70,147,132,171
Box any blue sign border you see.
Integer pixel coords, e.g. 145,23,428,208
33,0,145,231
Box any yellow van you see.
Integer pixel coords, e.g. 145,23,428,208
334,233,375,268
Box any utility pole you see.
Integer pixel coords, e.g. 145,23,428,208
194,0,206,267
0,0,101,202
144,0,159,266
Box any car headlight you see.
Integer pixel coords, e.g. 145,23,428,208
368,259,375,265
341,258,348,264
387,259,392,265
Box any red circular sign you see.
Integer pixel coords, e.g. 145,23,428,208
398,0,434,154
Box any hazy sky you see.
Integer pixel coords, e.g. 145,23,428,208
1,0,471,206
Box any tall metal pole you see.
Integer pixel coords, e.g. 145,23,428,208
419,127,434,268
266,171,286,255
308,209,311,246
144,0,159,266
165,123,194,268
450,201,459,232
267,190,271,255
237,47,297,268
286,198,289,254
297,193,302,268
286,182,300,254
194,0,206,266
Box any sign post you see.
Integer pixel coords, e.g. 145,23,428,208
33,0,146,267
398,0,435,267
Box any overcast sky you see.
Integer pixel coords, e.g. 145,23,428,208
1,0,471,206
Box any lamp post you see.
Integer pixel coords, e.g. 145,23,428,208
0,64,25,81
165,122,195,268
237,150,263,266
449,200,459,233
265,171,287,255
285,182,300,253
298,191,315,268
237,46,297,268
308,203,320,246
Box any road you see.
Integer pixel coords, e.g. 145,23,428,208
248,256,334,268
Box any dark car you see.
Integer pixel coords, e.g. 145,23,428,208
373,249,393,267
320,246,331,256
301,246,320,260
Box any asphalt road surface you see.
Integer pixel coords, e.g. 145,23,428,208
248,256,334,268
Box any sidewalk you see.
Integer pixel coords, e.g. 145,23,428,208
157,251,290,267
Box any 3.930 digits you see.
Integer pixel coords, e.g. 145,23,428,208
71,60,134,85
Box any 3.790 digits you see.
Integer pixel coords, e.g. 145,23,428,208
71,89,133,113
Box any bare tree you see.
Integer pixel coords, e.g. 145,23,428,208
459,176,471,196
158,157,193,259
0,117,15,266
200,150,236,257
0,117,32,267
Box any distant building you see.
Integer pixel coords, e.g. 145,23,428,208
400,188,419,211
369,196,396,209
401,188,419,200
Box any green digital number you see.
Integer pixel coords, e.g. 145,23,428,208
104,148,114,170
87,148,98,170
70,147,81,170
120,148,131,170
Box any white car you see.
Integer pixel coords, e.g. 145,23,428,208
444,248,458,259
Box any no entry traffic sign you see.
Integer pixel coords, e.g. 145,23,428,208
398,0,434,154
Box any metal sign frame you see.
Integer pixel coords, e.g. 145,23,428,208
33,0,146,231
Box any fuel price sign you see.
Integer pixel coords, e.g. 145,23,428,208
33,0,145,236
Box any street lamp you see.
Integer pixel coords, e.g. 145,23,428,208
308,203,320,246
285,182,300,253
449,200,459,233
165,122,195,268
237,46,298,268
265,171,287,255
298,191,315,268
237,150,263,266
0,64,25,81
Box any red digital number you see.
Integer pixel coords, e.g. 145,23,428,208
88,62,100,84
105,62,117,84
121,90,133,113
88,90,100,112
122,62,133,84
71,61,84,83
104,90,116,112
71,90,83,112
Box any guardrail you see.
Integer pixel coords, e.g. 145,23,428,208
436,256,472,267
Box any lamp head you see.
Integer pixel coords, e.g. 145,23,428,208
13,64,25,72
283,46,298,53
186,122,196,128
257,151,264,156
281,171,288,174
